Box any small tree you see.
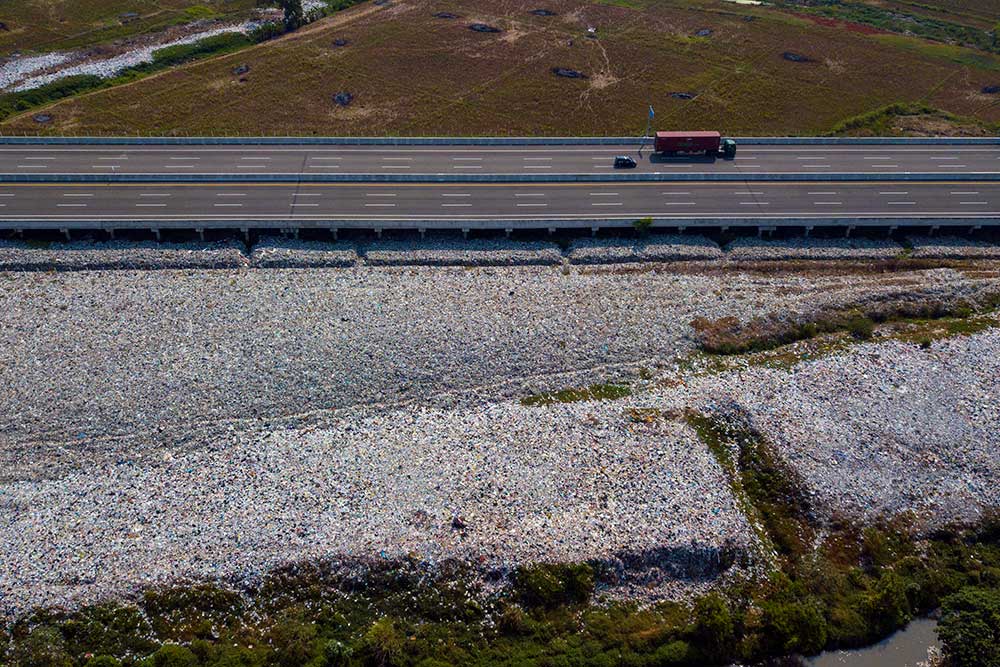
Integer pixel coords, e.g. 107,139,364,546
277,0,305,31
633,217,653,235
938,587,1000,667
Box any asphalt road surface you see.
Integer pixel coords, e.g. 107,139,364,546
1,182,997,228
2,144,1000,176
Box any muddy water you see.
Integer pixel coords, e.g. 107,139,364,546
807,618,940,667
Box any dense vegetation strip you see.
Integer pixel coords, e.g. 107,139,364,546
776,0,1000,53
691,291,1000,355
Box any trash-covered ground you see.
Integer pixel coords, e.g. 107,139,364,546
0,400,749,619
1,255,999,621
0,239,248,271
566,236,723,264
694,331,1000,529
907,235,1000,259
724,237,903,261
2,262,991,452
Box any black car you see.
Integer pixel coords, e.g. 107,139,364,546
613,155,637,169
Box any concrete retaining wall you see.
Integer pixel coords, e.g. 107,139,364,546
2,217,994,232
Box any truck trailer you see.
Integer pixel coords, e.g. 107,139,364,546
653,131,736,158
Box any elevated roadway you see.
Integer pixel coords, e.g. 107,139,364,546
2,143,1000,177
1,181,996,231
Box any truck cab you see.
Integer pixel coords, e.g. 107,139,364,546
720,138,737,159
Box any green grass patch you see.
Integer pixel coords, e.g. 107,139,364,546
873,33,1000,70
520,382,632,406
828,102,998,136
777,0,999,52
686,411,815,563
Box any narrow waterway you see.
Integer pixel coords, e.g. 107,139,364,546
807,618,940,667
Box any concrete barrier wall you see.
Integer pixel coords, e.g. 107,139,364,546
4,172,999,183
2,217,994,231
0,136,997,145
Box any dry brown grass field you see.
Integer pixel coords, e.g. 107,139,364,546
4,0,1000,136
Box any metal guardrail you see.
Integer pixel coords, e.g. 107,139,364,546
0,136,997,145
3,172,999,183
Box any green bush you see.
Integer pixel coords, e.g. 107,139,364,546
846,315,875,340
515,564,595,608
11,626,73,667
360,617,405,667
148,644,197,667
84,657,122,667
249,21,285,42
321,639,353,667
268,618,319,667
826,601,870,647
632,217,654,235
865,571,914,636
0,75,105,120
652,640,692,664
762,598,828,655
59,603,157,658
150,33,251,68
938,587,1000,667
691,593,735,659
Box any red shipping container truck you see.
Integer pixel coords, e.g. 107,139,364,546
653,131,736,158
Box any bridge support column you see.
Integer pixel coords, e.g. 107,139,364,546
240,227,248,242
591,226,599,237
151,228,161,241
14,228,23,238
845,225,854,238
548,227,556,236
418,228,426,239
887,226,898,238
330,228,338,240
61,228,71,241
971,225,981,234
462,228,469,240
195,228,204,241
930,225,940,236
505,228,513,238
677,226,686,234
804,226,813,237
375,228,383,239
107,228,116,240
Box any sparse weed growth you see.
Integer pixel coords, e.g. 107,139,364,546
520,383,632,406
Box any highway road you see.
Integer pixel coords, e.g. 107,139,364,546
1,182,997,229
2,143,1000,176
